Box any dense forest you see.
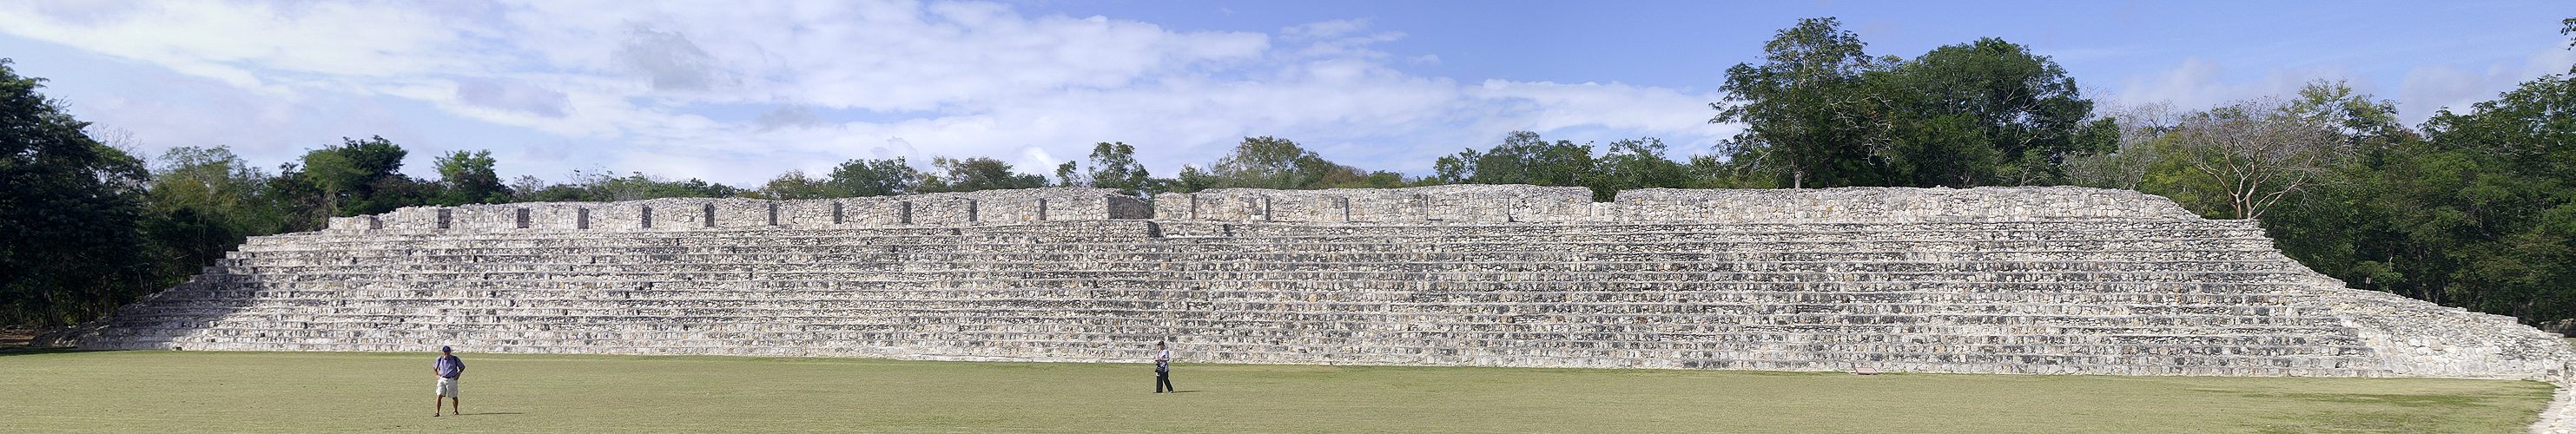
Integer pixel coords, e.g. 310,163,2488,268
5,17,2573,331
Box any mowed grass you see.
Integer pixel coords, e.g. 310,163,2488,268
0,350,2553,433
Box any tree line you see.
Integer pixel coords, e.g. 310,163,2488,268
4,16,2573,328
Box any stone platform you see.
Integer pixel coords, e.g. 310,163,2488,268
43,186,2576,383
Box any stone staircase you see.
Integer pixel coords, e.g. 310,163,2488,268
47,186,2576,383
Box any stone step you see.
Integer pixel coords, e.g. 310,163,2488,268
207,258,2308,273
86,321,2370,355
232,238,2286,255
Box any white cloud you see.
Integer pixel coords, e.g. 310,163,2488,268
454,77,570,117
2401,44,2576,119
0,0,1726,185
2110,57,2365,114
2117,40,2576,127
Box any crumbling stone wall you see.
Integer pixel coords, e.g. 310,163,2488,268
1153,185,2198,224
59,185,2576,385
325,187,1148,233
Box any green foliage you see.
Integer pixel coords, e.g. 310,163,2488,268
1711,17,1892,188
743,169,831,200
138,146,285,301
1880,37,2103,186
511,169,742,202
1436,131,1596,187
1200,136,1342,190
1592,138,1694,197
2143,96,2347,220
825,157,920,197
1313,166,1422,189
0,59,153,326
1714,18,2109,188
2368,71,2576,320
1083,142,1159,197
432,150,509,205
921,156,1045,193
1435,132,1709,201
297,135,409,214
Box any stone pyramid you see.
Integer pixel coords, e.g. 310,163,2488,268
46,186,2575,382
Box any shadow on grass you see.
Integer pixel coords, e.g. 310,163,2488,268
0,346,109,357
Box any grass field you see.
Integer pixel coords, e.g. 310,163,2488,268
0,349,2553,433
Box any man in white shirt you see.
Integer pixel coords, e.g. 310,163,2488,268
1153,342,1175,393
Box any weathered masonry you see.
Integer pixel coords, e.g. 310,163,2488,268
49,185,2576,383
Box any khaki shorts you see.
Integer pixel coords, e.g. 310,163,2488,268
436,378,459,397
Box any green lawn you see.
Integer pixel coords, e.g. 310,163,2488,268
0,350,2552,433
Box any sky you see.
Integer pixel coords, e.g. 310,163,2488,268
0,0,2568,187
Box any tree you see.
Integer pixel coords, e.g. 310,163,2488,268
2065,102,2183,190
921,156,1045,193
1591,138,1693,200
1879,37,2108,187
747,169,830,200
510,169,742,202
2154,96,2347,220
1314,166,1419,189
1053,161,1085,188
1712,17,1894,188
825,157,920,197
294,135,421,217
0,58,152,326
1435,131,1595,187
2396,71,2576,320
140,146,281,294
1204,136,1339,190
1084,142,1156,197
432,149,509,205
1715,19,2117,188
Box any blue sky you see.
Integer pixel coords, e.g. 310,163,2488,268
0,1,2567,187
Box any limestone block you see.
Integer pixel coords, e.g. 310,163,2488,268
386,207,450,230
451,205,528,231
712,198,777,228
1104,194,1150,220
982,197,1045,223
593,203,650,230
777,200,841,227
327,216,381,232
1172,185,1592,223
916,198,977,226
524,204,591,230
1153,193,1198,219
636,198,719,229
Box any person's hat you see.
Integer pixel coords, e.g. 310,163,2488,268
440,345,452,352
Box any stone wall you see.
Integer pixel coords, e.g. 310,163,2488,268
326,187,1149,233
1153,185,2199,224
51,184,2576,386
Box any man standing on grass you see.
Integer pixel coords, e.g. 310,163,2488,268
433,346,464,417
1153,341,1174,393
